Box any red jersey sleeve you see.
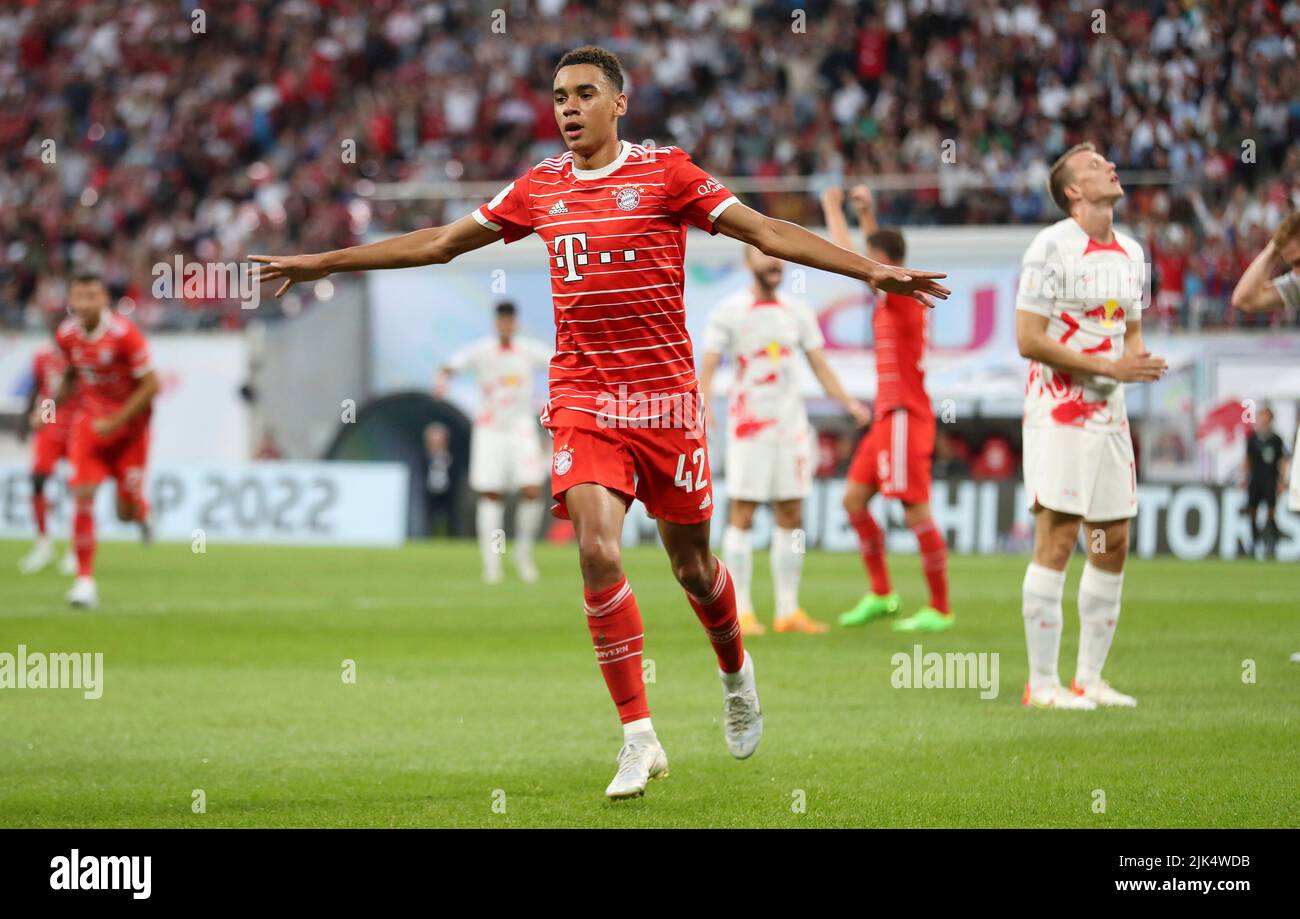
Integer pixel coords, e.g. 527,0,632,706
55,323,75,359
665,150,739,234
473,173,534,244
121,322,152,377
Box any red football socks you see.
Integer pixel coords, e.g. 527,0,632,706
849,509,892,595
584,576,649,724
685,558,745,674
911,519,950,614
73,495,96,578
32,493,48,537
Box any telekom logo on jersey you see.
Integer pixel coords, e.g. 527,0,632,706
551,232,638,282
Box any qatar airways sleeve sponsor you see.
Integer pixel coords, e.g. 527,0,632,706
664,150,738,234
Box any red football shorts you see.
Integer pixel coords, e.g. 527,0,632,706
546,408,714,525
848,408,934,504
69,417,150,504
31,423,72,476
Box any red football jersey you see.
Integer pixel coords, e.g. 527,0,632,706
474,142,738,422
872,291,931,417
55,313,153,424
32,344,78,426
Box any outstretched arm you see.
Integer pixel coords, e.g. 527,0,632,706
250,213,500,297
713,203,950,308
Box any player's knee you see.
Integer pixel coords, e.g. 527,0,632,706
1092,527,1129,568
671,553,712,596
842,482,872,515
577,533,622,586
729,504,755,530
901,503,930,529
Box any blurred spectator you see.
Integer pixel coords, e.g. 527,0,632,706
932,429,972,479
1,0,1295,330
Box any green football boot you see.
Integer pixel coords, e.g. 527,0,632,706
838,591,901,627
891,606,954,633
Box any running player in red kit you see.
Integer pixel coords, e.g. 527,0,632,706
822,186,952,633
251,47,949,799
18,317,80,576
53,273,160,609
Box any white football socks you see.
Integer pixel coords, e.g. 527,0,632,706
771,526,803,620
722,524,754,614
514,497,545,569
1022,562,1066,694
1076,562,1123,688
623,717,655,741
476,497,505,581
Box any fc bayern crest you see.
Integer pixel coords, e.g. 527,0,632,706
614,186,641,211
554,448,574,476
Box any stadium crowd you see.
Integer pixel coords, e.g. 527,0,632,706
1,0,1296,329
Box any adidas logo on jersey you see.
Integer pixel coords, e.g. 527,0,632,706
698,493,712,511
549,200,569,216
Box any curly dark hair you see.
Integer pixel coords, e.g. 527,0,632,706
554,46,625,93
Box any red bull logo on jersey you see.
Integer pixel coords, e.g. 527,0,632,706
1083,299,1125,328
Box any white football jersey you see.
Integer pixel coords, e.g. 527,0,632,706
447,336,552,431
1273,270,1300,309
1016,217,1146,434
702,289,824,445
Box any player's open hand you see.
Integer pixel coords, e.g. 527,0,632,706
248,253,329,298
1110,352,1168,383
867,263,951,309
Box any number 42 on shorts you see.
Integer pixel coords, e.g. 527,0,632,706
675,448,708,493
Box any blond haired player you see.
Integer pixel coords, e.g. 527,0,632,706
1016,143,1167,710
698,246,870,636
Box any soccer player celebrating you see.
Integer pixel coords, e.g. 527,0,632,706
18,316,80,576
697,246,870,636
1015,144,1167,710
821,186,952,633
53,273,160,609
435,301,552,584
251,46,948,798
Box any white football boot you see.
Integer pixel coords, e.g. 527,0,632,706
1022,682,1097,710
19,538,53,574
59,551,78,576
720,651,763,759
1072,678,1136,708
66,576,99,609
605,734,669,800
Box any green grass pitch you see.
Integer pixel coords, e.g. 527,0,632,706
1,537,1296,828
